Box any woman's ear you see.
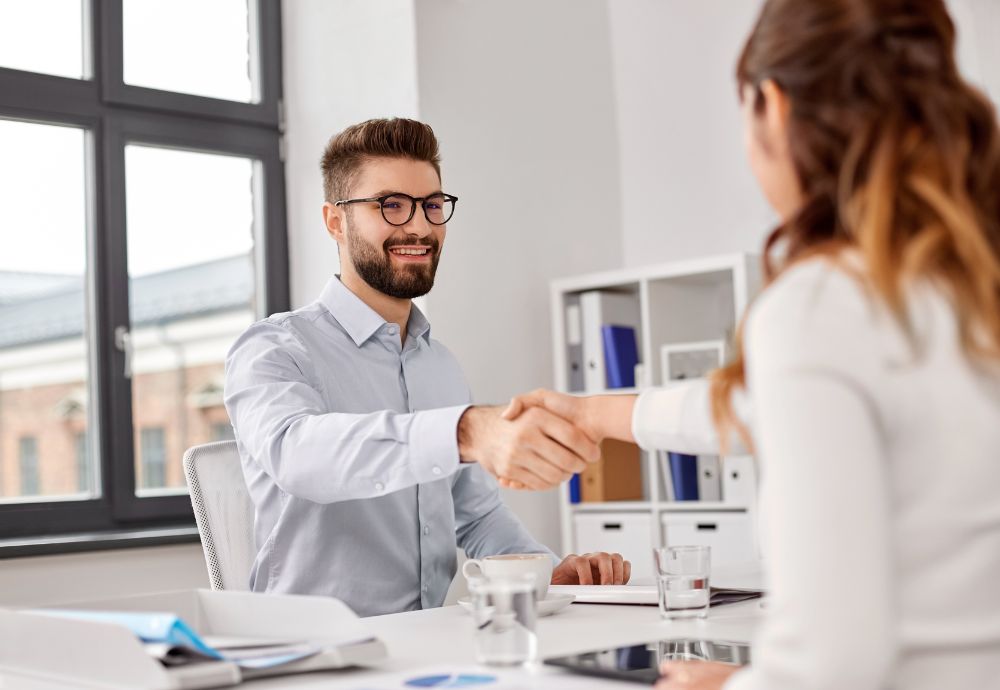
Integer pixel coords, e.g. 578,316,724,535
759,79,792,155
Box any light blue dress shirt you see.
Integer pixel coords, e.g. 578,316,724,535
224,276,554,616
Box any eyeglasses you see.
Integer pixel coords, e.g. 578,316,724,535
334,192,458,226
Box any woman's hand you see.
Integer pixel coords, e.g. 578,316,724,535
498,389,637,490
502,389,601,440
655,661,740,690
498,389,600,489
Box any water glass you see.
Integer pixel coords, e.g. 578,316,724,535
468,574,538,665
654,545,711,620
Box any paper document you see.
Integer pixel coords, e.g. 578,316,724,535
30,609,335,670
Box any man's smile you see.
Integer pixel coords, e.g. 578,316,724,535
387,244,434,263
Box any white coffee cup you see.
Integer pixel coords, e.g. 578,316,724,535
462,553,553,600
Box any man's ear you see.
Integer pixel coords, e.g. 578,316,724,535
322,202,346,243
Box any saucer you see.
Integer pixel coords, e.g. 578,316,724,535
456,593,575,617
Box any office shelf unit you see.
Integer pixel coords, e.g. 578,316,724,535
551,253,762,581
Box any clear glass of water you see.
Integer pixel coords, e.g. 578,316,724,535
654,545,711,620
468,574,538,665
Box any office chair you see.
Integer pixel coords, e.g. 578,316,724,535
182,440,256,591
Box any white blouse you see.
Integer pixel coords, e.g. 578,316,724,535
632,258,1000,690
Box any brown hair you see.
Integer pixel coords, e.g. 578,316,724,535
712,0,1000,449
320,118,442,202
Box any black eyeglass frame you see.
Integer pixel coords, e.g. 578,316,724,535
334,192,459,226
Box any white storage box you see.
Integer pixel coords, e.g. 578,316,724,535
0,589,387,690
574,512,654,582
660,511,756,568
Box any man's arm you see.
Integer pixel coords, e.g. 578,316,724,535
225,322,600,504
225,322,469,503
452,464,557,561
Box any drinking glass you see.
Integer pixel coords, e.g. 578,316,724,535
467,574,538,665
654,545,711,619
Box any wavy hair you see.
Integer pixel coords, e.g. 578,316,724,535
711,0,1000,449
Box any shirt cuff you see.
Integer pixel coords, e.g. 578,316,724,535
408,404,471,482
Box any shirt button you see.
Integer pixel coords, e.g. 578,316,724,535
375,482,385,492
387,325,398,335
431,465,442,476
423,525,430,536
422,585,429,593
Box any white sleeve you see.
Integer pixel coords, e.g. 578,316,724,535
631,380,752,454
724,264,896,690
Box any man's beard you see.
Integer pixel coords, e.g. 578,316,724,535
345,224,441,299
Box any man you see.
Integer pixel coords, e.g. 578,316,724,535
224,118,630,617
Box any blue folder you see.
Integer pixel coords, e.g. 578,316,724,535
601,325,639,389
668,452,700,501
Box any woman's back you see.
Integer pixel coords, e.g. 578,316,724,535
736,256,1000,690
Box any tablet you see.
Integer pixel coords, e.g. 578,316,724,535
543,638,751,685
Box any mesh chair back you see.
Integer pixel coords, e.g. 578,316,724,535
182,440,255,591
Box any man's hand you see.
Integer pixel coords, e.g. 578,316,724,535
502,389,601,441
655,661,739,690
457,405,600,490
551,552,631,585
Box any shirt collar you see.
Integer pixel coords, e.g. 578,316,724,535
319,276,432,347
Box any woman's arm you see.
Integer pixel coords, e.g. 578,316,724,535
502,380,751,455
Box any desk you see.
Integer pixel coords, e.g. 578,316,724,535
250,598,764,688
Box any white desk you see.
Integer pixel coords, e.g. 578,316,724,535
251,598,764,688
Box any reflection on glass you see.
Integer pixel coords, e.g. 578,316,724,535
0,0,86,79
0,119,94,503
123,0,255,102
125,144,257,495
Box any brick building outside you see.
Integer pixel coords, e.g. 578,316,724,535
0,254,255,500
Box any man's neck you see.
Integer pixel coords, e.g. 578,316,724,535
339,269,410,344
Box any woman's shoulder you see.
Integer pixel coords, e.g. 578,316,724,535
745,253,888,373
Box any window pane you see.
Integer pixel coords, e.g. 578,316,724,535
0,119,96,503
139,428,166,490
0,0,86,79
19,438,40,495
125,144,257,496
123,0,255,102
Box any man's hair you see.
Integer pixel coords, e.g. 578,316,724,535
320,118,442,202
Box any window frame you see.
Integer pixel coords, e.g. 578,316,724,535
0,0,288,546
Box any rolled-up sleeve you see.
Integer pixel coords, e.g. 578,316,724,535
224,320,468,504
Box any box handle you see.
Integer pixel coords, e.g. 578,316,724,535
602,522,623,531
696,523,718,531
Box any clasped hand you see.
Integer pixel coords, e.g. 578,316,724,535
456,389,599,491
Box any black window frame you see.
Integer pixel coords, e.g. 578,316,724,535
0,0,288,547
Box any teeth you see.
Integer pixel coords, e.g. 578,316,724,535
391,248,428,256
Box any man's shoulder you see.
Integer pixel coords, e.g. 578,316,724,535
229,300,334,359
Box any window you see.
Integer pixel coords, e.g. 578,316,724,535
19,438,40,496
0,0,287,544
139,428,166,491
212,423,236,442
75,432,92,494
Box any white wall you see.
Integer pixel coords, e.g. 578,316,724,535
282,0,420,308
413,0,624,552
609,0,774,268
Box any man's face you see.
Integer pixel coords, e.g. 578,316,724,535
341,157,446,300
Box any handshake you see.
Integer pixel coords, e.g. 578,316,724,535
457,389,636,491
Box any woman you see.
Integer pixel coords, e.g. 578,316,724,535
504,0,1000,687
